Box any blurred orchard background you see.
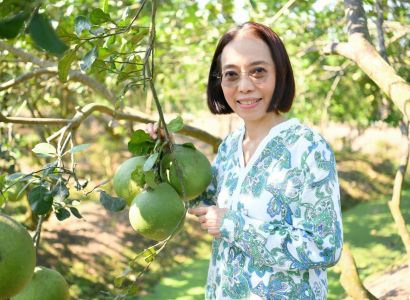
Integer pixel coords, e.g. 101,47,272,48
0,0,409,299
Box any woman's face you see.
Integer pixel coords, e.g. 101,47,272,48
220,33,276,123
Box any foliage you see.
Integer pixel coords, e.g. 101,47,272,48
0,0,409,298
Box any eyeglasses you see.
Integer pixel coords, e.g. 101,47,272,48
215,66,271,87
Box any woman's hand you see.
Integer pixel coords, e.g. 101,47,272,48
188,206,227,238
145,122,174,143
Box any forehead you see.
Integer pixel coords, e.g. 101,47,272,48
221,34,273,68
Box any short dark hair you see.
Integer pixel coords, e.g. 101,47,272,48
207,22,295,114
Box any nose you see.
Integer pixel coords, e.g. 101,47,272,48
237,73,255,93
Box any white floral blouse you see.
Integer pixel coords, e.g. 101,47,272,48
194,118,343,300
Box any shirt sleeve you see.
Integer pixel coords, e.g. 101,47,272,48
188,138,227,208
219,139,343,271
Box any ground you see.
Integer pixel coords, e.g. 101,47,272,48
38,201,410,299
365,264,410,300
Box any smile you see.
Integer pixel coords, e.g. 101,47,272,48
236,98,262,108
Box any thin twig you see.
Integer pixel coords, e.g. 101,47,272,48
33,215,45,255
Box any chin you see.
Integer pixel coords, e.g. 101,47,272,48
236,112,267,122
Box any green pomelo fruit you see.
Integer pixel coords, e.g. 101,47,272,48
12,266,69,300
0,214,36,299
129,183,185,241
166,145,212,201
113,156,146,205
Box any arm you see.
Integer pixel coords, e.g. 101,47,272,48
219,140,343,271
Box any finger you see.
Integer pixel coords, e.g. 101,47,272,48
153,122,160,134
188,206,208,216
198,216,206,223
146,123,157,139
208,227,221,237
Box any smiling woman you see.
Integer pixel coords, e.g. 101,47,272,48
186,22,344,300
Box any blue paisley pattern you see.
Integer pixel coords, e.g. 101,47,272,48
198,118,343,299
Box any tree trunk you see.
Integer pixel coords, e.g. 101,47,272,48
340,245,379,300
387,121,410,270
325,0,410,119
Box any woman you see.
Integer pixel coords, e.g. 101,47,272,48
149,22,343,299
188,22,343,300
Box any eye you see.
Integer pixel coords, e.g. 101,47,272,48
250,67,267,78
223,70,239,81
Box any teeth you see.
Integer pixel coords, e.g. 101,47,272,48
239,99,259,105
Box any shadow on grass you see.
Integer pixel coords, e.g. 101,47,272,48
144,258,209,300
33,202,210,300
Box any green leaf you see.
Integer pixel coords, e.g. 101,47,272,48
143,152,159,172
129,29,149,44
70,143,91,154
131,167,145,187
114,276,125,288
102,0,109,13
32,143,57,158
74,16,90,36
167,116,184,132
128,130,155,156
80,46,98,71
249,0,258,11
69,206,82,219
28,12,68,56
0,12,29,39
0,174,6,190
104,35,116,47
52,181,69,203
58,49,76,82
89,27,105,36
127,284,139,296
130,130,152,143
90,8,111,25
56,207,71,221
128,142,154,156
99,190,126,212
98,47,112,60
28,185,53,215
144,170,157,189
6,172,25,182
43,161,58,176
117,71,128,82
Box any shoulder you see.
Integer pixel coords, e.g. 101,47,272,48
217,126,243,155
280,119,334,156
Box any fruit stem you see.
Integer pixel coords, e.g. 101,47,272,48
33,214,45,255
144,0,172,147
144,0,187,198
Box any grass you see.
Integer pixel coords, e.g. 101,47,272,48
145,190,410,299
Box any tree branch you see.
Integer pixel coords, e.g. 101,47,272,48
269,0,297,23
374,0,388,63
0,68,56,91
0,40,54,67
344,0,370,39
0,103,222,152
0,41,115,101
323,0,410,119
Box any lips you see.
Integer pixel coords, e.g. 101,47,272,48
236,98,262,109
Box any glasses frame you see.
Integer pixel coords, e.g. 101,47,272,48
213,65,273,88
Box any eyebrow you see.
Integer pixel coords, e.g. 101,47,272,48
222,61,270,70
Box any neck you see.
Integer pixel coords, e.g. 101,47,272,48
244,113,286,141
